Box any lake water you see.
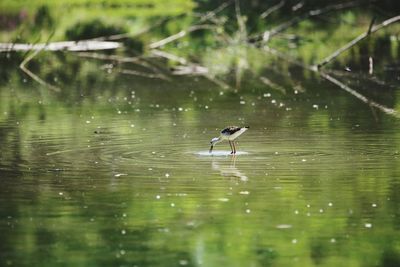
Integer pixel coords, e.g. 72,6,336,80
1,55,400,267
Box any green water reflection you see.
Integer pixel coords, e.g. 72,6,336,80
1,56,400,266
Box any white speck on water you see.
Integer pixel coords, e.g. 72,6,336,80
178,107,183,111
120,250,126,255
294,90,298,94
328,202,333,207
306,212,311,217
86,120,91,124
122,213,127,218
179,260,188,266
121,229,126,235
218,198,229,202
330,238,336,243
319,209,324,213
276,224,292,229
59,192,63,196
130,124,135,128
292,239,298,244
307,204,311,208
372,203,377,207
263,93,271,97
271,99,276,104
294,210,299,214
170,203,175,207
156,195,161,199
118,110,122,114
165,173,170,178
114,173,127,177
313,104,319,109
152,152,156,155
148,168,153,171
219,91,224,95
239,191,250,195
302,159,307,162
240,100,246,104
365,223,372,228
245,209,251,214
275,151,279,155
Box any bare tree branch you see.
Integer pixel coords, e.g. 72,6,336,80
318,15,400,68
1,41,121,52
260,1,285,19
149,24,215,49
263,46,399,118
19,49,61,92
260,1,358,42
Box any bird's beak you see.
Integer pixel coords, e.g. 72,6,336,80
209,145,214,153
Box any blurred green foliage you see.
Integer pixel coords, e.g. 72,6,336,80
65,19,126,40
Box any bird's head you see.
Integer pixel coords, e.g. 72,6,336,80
209,137,220,153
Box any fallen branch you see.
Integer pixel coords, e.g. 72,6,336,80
317,15,400,68
264,46,399,118
151,49,188,65
1,40,121,52
115,68,169,80
19,49,61,92
77,52,142,63
260,0,285,19
149,1,232,49
151,49,230,89
149,24,215,49
260,1,358,42
319,72,399,117
259,76,286,94
78,52,170,80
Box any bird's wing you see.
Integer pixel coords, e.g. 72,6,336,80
221,126,241,135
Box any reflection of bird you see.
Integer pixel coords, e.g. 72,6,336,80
209,126,249,154
212,155,248,181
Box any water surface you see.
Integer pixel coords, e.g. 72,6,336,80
1,61,400,267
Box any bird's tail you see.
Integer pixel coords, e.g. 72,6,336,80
244,126,250,129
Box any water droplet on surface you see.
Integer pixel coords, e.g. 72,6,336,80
156,195,161,199
292,239,298,244
276,224,292,229
121,229,126,235
179,260,188,266
365,223,372,228
245,209,251,214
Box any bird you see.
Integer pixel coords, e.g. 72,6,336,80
209,126,249,154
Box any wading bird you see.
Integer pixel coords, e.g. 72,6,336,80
209,126,249,154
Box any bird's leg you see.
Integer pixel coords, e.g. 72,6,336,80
233,142,237,154
229,141,234,154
